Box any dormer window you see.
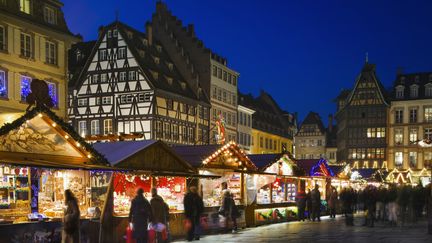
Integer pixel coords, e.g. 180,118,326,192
166,77,173,85
425,83,432,97
76,49,82,61
107,30,112,38
410,84,419,98
154,57,160,65
180,82,186,90
168,63,173,71
20,0,31,14
43,6,57,24
395,85,404,99
113,29,118,37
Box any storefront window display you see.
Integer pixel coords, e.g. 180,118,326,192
90,171,111,210
113,173,151,216
201,172,242,207
154,177,186,212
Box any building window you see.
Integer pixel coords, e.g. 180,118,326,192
217,68,222,79
166,99,173,110
20,75,32,101
19,0,31,14
128,71,137,80
43,6,56,24
102,96,111,105
329,152,335,160
45,41,57,65
217,89,222,101
212,86,217,99
425,84,432,97
394,128,403,145
425,128,432,140
99,49,107,61
425,152,432,168
317,140,322,146
395,86,404,99
409,151,417,168
377,127,385,138
223,71,227,81
90,120,100,135
212,65,217,76
222,91,227,102
0,70,6,98
119,72,127,81
259,137,263,148
394,152,403,167
78,121,87,137
409,128,418,143
410,85,419,98
228,74,232,84
0,25,6,51
78,98,88,106
118,47,126,59
100,73,108,83
409,108,417,123
113,29,118,37
425,107,432,122
46,80,58,107
395,109,403,123
232,76,237,86
103,119,113,135
20,32,32,58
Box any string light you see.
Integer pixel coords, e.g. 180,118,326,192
38,113,43,117
65,135,69,139
76,142,81,147
52,123,56,127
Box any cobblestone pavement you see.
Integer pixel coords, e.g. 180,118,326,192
174,215,432,243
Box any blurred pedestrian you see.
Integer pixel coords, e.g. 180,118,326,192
376,187,385,222
363,185,377,227
150,188,170,242
184,186,204,241
63,189,80,243
296,189,307,221
397,186,410,226
387,185,398,226
219,190,240,233
129,188,152,243
340,187,354,226
328,187,338,219
306,189,313,221
311,184,321,222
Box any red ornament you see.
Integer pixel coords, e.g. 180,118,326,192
15,168,20,175
22,168,27,175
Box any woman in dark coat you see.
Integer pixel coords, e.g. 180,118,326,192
184,186,204,241
63,189,80,243
219,190,240,233
129,188,152,243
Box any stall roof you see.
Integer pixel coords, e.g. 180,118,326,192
172,142,257,172
93,140,196,174
248,153,281,170
0,105,109,169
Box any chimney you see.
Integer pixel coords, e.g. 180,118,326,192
187,24,195,37
328,114,333,132
145,22,153,46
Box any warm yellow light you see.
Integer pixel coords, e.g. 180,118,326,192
87,154,92,158
52,123,56,127
65,135,69,139
76,142,81,147
38,113,43,117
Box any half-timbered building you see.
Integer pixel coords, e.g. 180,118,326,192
68,21,210,145
335,63,389,169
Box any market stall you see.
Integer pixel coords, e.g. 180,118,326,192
173,141,258,232
0,105,111,242
246,153,305,226
93,140,198,242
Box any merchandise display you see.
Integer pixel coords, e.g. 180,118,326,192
254,206,297,223
113,173,151,216
201,172,242,207
256,185,271,204
90,171,111,209
154,177,186,212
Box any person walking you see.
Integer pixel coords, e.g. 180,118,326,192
363,185,377,227
129,188,153,243
219,190,240,233
311,184,321,222
150,188,170,242
183,186,204,241
387,185,398,226
340,187,354,226
306,189,313,221
62,189,80,243
328,187,338,219
296,189,307,221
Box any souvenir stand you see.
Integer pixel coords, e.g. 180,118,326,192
246,152,305,226
0,105,111,242
93,140,199,243
173,141,258,232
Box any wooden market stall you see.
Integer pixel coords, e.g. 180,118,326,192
172,141,259,232
246,152,305,226
0,105,112,242
93,140,199,243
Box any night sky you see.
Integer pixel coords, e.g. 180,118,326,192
63,0,432,125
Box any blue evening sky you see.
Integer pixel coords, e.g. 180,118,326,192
63,0,432,125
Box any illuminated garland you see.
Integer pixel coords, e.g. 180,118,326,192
0,105,109,166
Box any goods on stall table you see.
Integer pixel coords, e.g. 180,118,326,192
201,172,242,207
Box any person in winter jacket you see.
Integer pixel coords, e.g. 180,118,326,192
129,188,153,243
306,189,313,220
328,187,338,218
340,187,354,226
62,189,80,243
150,188,170,242
219,190,240,233
183,186,204,241
311,184,321,222
296,190,307,221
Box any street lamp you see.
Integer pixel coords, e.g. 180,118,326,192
416,139,432,234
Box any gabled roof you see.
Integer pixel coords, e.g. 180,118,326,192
94,140,196,174
248,152,305,176
0,105,109,168
70,21,209,104
346,63,389,106
68,41,97,88
299,112,326,134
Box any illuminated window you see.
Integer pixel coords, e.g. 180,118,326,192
0,70,6,98
20,32,32,58
409,128,418,143
20,0,31,14
45,41,57,65
90,120,100,135
394,152,403,167
78,121,87,137
377,128,385,138
103,119,113,135
43,6,56,24
46,81,57,107
394,128,403,145
424,128,432,140
425,107,432,122
20,75,32,101
409,151,417,168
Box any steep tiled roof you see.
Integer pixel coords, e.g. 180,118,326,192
172,145,220,168
93,140,157,166
248,154,281,170
68,41,96,88
300,112,326,134
391,72,432,101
